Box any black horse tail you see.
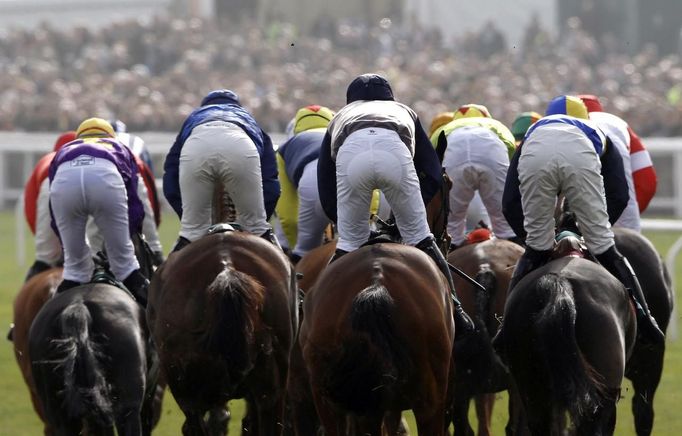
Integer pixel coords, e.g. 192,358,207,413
534,273,606,423
202,263,265,379
52,301,113,427
474,262,497,331
324,261,408,414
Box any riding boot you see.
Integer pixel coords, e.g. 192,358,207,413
508,247,552,292
260,228,282,250
25,260,52,282
171,236,191,253
56,279,81,294
596,245,665,345
328,248,348,265
416,236,475,338
290,253,302,265
123,269,150,308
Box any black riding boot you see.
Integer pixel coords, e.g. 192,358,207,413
260,228,282,250
56,279,81,294
508,247,552,292
328,248,348,264
171,236,191,253
25,260,52,282
123,269,150,308
596,246,665,345
416,236,475,338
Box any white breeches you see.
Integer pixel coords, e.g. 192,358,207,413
179,121,270,241
336,128,431,252
518,124,614,254
50,157,139,283
293,159,328,257
34,179,62,265
443,126,514,245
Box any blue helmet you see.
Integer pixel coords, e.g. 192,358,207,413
201,89,240,106
346,73,394,104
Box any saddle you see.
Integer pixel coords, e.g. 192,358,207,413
207,222,242,235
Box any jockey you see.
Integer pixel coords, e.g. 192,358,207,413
101,119,163,264
276,104,335,263
317,73,474,336
579,95,657,232
163,89,280,251
431,103,518,249
23,131,77,281
49,118,149,305
510,111,542,146
502,95,664,345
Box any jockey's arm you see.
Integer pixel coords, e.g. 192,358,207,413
317,131,337,223
502,146,527,240
412,118,442,205
628,127,657,212
601,139,629,225
136,174,163,253
260,131,280,220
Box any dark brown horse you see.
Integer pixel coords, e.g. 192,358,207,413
494,255,637,435
12,267,62,433
148,231,297,435
29,282,159,435
300,242,454,435
614,228,674,436
446,238,523,436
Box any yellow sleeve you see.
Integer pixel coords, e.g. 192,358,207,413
275,153,299,247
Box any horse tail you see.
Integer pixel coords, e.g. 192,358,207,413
202,262,265,379
534,273,606,422
52,301,113,427
324,261,407,414
474,262,496,330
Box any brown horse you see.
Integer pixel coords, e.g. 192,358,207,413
494,254,637,435
300,242,454,435
614,228,674,436
148,231,297,435
446,238,523,436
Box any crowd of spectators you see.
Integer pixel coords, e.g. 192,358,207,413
1,13,681,136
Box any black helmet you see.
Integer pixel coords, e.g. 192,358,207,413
201,89,240,106
346,73,395,104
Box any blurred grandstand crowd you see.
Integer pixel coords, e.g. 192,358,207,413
1,14,681,135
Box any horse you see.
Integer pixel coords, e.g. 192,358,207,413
29,281,159,435
13,234,161,435
148,230,297,435
446,238,523,436
614,227,674,436
300,242,454,436
493,249,637,435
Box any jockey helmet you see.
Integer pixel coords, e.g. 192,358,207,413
346,73,395,103
76,118,116,139
429,111,454,137
293,105,334,134
53,131,77,152
109,119,127,133
453,103,491,120
511,111,542,141
545,95,589,120
578,94,604,113
201,89,240,106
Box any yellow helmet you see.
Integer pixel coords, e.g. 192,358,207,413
293,105,334,134
76,117,116,138
453,103,491,120
429,111,454,137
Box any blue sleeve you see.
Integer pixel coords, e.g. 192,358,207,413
412,118,442,204
163,129,185,218
601,138,629,224
317,132,337,223
502,146,527,240
260,131,280,219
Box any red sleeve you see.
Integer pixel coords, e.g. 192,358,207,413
24,153,55,234
628,127,657,212
135,157,161,227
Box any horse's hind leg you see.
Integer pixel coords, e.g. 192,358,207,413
629,346,664,436
207,404,230,436
414,405,447,436
114,407,142,436
182,410,209,436
475,393,495,436
450,393,475,436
